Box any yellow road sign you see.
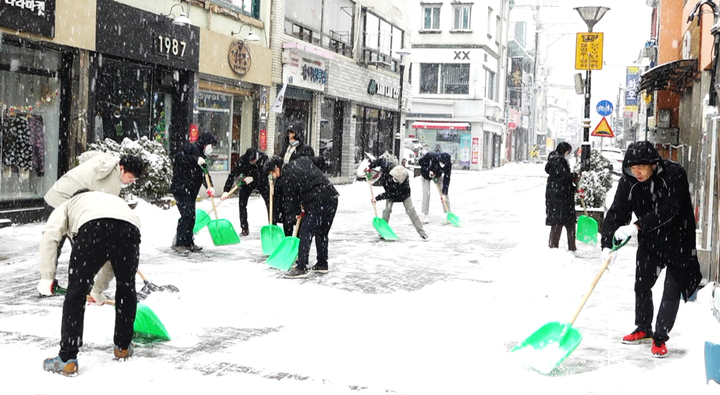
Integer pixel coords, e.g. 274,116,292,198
575,33,604,70
591,116,614,137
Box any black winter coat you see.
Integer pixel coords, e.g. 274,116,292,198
223,147,268,192
170,134,214,196
281,127,315,162
369,157,411,203
602,142,701,300
544,151,576,226
418,152,452,194
278,156,339,217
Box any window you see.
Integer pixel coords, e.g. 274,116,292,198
363,10,404,70
423,5,441,30
495,16,502,43
420,63,470,94
198,92,233,171
453,4,471,30
221,0,260,18
285,0,355,56
487,7,493,37
485,68,496,100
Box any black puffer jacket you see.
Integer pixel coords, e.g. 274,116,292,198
418,152,452,194
369,157,411,203
278,156,339,217
170,132,216,196
602,141,701,300
223,147,268,192
544,150,577,226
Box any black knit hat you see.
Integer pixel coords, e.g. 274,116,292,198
623,141,661,168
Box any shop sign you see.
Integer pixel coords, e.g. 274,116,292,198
367,79,399,99
228,40,252,76
471,137,479,164
282,50,327,92
259,129,267,151
0,0,55,38
189,124,199,142
96,0,200,71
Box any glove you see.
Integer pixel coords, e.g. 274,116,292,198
243,176,254,185
614,224,638,243
206,187,215,197
601,248,618,266
429,171,435,179
37,279,54,296
440,195,446,203
220,192,230,201
296,210,306,220
87,290,107,306
197,157,206,166
371,197,376,204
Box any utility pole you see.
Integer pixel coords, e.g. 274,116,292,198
529,5,541,160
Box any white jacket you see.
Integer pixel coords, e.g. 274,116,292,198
43,152,122,208
39,192,141,293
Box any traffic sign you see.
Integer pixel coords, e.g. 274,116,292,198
591,116,614,137
596,100,613,116
575,32,604,70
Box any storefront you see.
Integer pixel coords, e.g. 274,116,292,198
0,0,77,222
410,122,472,167
90,0,200,156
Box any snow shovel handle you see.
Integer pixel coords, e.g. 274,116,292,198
568,237,630,325
432,177,450,213
269,177,275,224
204,170,219,220
366,174,379,217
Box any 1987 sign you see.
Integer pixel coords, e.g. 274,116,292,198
157,34,187,58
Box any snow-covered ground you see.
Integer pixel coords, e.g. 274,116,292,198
1,162,719,394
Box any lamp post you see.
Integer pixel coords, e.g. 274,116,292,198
574,6,610,172
395,50,412,160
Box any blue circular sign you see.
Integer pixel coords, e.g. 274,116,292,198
596,100,614,116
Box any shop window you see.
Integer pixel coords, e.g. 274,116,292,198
420,63,470,94
355,106,395,162
285,0,355,57
0,43,62,201
198,92,233,172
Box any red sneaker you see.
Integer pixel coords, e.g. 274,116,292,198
622,329,653,344
651,340,668,358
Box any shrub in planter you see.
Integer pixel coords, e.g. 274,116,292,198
87,137,173,200
573,149,614,209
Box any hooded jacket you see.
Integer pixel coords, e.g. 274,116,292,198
369,157,411,203
544,149,576,226
224,147,269,192
418,152,452,195
170,132,216,196
278,156,339,217
281,123,315,162
43,151,122,208
601,141,701,300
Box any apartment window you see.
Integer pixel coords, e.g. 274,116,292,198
363,10,404,70
222,0,260,18
495,16,501,43
285,0,355,57
487,7,493,37
420,63,470,94
453,4,471,30
485,68,496,100
423,5,441,30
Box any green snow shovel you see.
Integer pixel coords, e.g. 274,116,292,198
576,192,599,245
193,181,240,234
90,297,170,343
510,237,630,374
433,177,461,227
204,169,240,246
261,176,286,255
266,215,303,271
366,172,398,240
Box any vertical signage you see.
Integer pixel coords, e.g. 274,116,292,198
625,66,640,112
471,137,479,164
0,0,56,38
259,129,267,151
575,33,604,70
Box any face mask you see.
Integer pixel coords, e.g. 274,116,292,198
121,183,131,189
290,140,299,146
565,153,571,161
438,162,445,168
204,145,213,155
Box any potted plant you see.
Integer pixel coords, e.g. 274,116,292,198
573,149,614,231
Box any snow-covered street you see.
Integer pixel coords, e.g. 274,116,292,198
1,163,719,394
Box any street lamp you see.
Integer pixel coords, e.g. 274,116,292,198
574,6,610,172
395,50,412,160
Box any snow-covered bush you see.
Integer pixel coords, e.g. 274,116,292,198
87,137,173,200
573,149,614,209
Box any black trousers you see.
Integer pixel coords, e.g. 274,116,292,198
174,193,196,247
296,196,338,270
59,219,140,361
237,182,270,232
634,245,682,343
548,223,577,251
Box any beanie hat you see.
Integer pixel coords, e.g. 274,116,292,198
389,166,408,183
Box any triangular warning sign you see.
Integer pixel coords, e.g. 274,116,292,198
591,116,615,137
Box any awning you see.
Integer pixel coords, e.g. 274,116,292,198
639,59,698,93
411,121,470,130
